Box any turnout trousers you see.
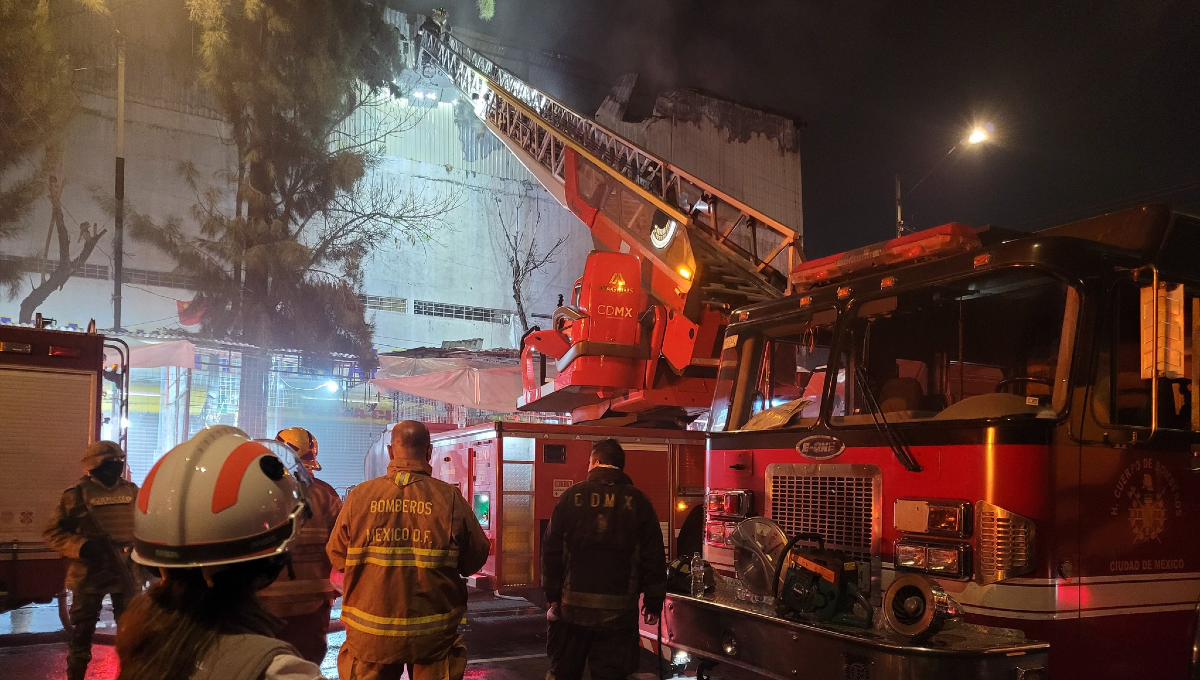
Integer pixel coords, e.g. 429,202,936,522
546,619,640,680
67,589,128,680
337,634,468,680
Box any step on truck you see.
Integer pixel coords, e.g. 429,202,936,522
668,205,1199,679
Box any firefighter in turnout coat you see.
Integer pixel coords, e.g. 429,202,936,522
44,440,139,680
328,420,490,680
541,438,668,680
259,427,344,664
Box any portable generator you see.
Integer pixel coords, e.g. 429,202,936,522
773,532,873,628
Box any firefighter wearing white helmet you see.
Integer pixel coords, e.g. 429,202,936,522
259,427,344,663
114,426,326,680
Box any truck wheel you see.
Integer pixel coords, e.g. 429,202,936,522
57,589,74,635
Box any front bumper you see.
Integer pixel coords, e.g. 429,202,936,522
643,585,1049,680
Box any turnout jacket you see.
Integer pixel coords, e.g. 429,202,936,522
542,466,667,629
260,476,343,618
43,475,138,592
327,457,490,664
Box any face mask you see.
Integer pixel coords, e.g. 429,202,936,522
92,459,124,486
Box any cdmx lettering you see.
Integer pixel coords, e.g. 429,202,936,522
573,492,634,510
595,305,635,318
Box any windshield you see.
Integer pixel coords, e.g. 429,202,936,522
710,308,840,432
832,269,1077,425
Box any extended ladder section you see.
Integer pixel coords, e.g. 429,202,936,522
417,22,801,311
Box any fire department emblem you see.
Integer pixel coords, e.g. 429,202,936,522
1111,458,1182,544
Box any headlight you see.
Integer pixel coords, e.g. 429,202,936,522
896,543,927,569
894,539,970,579
707,489,753,518
926,547,961,573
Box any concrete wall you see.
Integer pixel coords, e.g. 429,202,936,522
596,77,804,235
0,91,589,352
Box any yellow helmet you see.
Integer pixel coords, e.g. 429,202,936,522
275,427,320,471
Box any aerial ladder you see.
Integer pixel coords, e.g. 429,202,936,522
417,12,803,424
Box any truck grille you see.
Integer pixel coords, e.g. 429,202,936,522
765,464,881,567
976,500,1035,585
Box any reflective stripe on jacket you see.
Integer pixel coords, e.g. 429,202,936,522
327,457,489,664
541,466,667,629
260,477,343,618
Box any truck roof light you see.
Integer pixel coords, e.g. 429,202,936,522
790,223,981,290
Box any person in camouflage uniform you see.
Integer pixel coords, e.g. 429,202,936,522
44,440,139,680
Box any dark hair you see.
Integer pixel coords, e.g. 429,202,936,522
391,420,431,459
116,559,282,680
591,438,625,470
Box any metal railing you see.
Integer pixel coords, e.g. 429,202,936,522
419,26,802,294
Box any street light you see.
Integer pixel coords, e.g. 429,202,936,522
895,124,994,237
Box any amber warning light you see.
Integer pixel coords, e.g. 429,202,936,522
790,223,981,290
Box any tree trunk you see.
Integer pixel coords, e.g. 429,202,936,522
237,349,269,438
18,142,106,323
512,282,530,332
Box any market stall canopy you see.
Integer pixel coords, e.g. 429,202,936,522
105,337,196,369
370,351,527,414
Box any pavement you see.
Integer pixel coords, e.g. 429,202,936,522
0,591,756,680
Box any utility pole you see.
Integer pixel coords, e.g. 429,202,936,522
112,28,125,332
895,175,904,238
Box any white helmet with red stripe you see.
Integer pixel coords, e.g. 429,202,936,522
132,426,311,569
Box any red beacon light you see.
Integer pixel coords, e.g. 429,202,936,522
790,223,981,290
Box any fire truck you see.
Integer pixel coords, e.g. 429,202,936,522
426,422,705,599
0,319,129,623
669,205,1198,679
410,11,1200,677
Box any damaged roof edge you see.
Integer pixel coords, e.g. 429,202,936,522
597,73,804,154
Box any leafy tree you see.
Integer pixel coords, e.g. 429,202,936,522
0,0,104,300
132,0,456,434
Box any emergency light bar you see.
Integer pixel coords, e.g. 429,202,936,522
790,223,981,291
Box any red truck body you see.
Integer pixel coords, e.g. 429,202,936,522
0,324,125,613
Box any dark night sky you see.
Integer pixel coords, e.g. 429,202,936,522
423,0,1200,257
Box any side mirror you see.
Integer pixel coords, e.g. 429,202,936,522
1139,282,1185,380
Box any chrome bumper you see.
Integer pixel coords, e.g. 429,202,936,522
651,585,1049,680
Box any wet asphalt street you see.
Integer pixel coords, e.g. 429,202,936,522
0,592,756,680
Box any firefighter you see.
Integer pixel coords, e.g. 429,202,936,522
259,427,344,664
328,420,490,680
541,438,667,680
44,440,139,680
115,426,324,680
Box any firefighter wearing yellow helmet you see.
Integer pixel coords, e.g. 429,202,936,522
259,427,343,663
276,426,322,471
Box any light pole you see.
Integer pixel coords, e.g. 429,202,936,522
895,124,992,237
